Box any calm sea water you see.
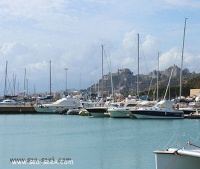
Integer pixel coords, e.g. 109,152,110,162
0,114,200,169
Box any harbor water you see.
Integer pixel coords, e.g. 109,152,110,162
0,114,200,169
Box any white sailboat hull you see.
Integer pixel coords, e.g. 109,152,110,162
154,148,200,169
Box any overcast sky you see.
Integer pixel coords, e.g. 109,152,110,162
0,0,199,95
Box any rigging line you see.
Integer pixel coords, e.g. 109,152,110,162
163,64,175,100
7,78,14,95
103,47,114,97
188,142,200,149
147,56,159,99
163,132,179,150
184,22,198,69
180,132,200,143
103,47,112,74
0,72,5,95
51,65,61,92
163,51,179,100
139,37,150,75
139,37,155,98
163,132,200,152
164,154,181,169
194,133,200,142
176,132,181,148
147,75,154,99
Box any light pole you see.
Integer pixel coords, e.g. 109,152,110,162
65,68,68,92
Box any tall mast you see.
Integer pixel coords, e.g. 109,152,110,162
179,18,187,99
4,61,8,98
18,82,19,95
13,74,17,96
65,68,68,92
137,34,139,97
110,60,114,99
79,73,81,92
24,68,26,98
49,61,51,99
26,78,28,96
157,52,159,100
34,84,36,96
101,44,104,97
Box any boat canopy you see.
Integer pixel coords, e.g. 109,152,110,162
52,98,80,106
154,100,174,110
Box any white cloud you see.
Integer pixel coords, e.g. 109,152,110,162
142,35,159,54
111,30,159,74
159,48,181,70
0,0,199,94
163,0,200,9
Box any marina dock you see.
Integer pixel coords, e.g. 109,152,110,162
0,105,37,114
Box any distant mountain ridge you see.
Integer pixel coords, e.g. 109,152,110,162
149,65,192,78
88,65,198,97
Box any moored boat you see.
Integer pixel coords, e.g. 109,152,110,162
108,99,140,118
179,102,200,115
129,100,184,119
85,97,116,117
33,98,81,114
184,109,200,119
0,99,23,105
0,99,36,114
128,100,157,118
86,107,108,117
108,107,132,118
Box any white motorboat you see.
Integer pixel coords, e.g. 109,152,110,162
129,100,184,119
33,98,80,114
0,99,23,106
154,142,200,169
179,102,200,115
107,99,140,118
128,100,157,118
86,106,109,117
85,97,116,117
108,107,133,118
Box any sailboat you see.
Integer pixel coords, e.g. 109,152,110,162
86,45,109,117
154,141,200,169
153,19,199,169
128,32,186,119
129,63,184,119
154,131,200,169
